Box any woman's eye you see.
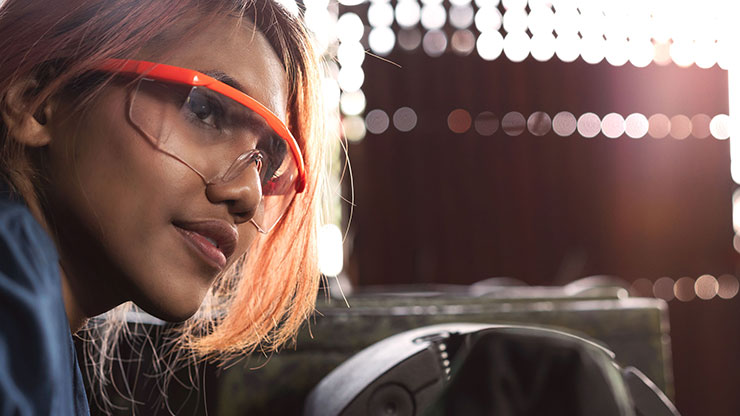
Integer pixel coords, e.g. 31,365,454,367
185,91,222,128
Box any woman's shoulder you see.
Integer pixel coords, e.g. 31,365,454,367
0,189,59,293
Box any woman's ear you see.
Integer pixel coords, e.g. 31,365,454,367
1,78,54,147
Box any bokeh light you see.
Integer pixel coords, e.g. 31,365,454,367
629,278,653,297
653,277,675,301
552,111,577,137
368,1,395,28
449,4,475,29
474,111,499,136
503,32,531,62
530,33,556,62
393,107,418,132
695,275,719,300
337,41,365,67
396,0,422,28
601,113,625,139
448,109,472,133
669,115,692,140
527,111,552,136
423,29,448,57
690,114,712,139
475,5,503,33
421,3,447,30
365,109,390,134
368,26,396,55
318,224,343,276
674,277,696,302
502,8,528,33
718,275,740,300
577,112,601,138
336,13,364,42
580,35,606,65
451,30,476,55
710,114,731,140
398,28,423,50
337,66,365,92
340,90,366,116
502,111,526,136
342,115,367,142
648,114,671,139
477,30,504,61
555,33,580,63
625,113,649,139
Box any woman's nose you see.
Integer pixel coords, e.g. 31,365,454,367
205,165,262,225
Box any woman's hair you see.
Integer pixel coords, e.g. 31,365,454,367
0,0,329,410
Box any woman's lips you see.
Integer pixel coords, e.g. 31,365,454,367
173,220,238,269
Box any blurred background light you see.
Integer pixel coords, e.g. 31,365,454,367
501,0,526,9
393,107,419,132
340,90,367,116
421,3,447,30
368,1,395,28
342,115,366,142
555,32,580,63
450,4,475,29
477,30,505,60
670,38,695,68
629,278,653,297
653,276,675,301
396,0,422,28
448,109,473,133
690,114,712,139
695,274,719,300
502,111,526,136
502,8,528,33
398,28,423,50
601,112,625,139
653,41,672,66
648,113,671,139
710,114,731,140
503,32,531,62
628,37,655,68
451,29,477,56
530,33,556,62
552,111,577,136
337,41,365,67
625,113,649,139
337,66,365,92
718,275,740,300
475,5,503,33
318,224,344,276
336,12,364,43
423,29,448,57
475,111,500,136
577,112,601,138
365,109,390,134
669,115,692,140
674,276,696,302
368,26,396,55
527,6,555,37
580,35,606,65
527,111,552,136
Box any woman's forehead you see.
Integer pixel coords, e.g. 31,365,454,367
138,15,288,120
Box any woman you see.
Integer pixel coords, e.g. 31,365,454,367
0,0,329,413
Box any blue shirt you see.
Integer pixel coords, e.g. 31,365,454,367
0,187,90,415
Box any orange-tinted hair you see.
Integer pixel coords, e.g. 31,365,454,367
0,0,329,410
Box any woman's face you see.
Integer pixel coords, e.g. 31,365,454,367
44,15,288,321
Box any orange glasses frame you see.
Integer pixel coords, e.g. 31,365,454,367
95,58,306,193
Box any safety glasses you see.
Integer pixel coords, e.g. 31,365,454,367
95,58,305,234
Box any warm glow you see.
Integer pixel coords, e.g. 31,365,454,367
475,5,503,33
340,90,366,116
337,66,365,92
421,3,447,30
337,41,365,68
342,115,366,142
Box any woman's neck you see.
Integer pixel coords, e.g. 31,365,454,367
60,264,88,333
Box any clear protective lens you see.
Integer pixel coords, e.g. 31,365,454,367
129,79,298,233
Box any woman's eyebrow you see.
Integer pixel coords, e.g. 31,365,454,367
201,70,248,94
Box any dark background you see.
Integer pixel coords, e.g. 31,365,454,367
342,17,736,416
